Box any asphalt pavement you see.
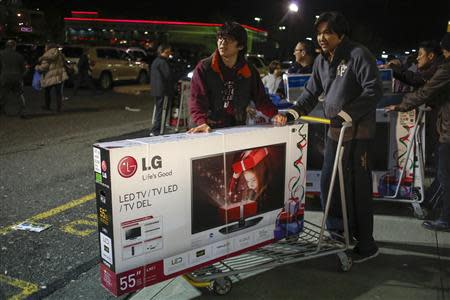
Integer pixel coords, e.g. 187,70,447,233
0,84,155,300
0,85,448,300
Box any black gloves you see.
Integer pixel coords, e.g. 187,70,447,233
286,112,296,122
330,115,345,128
286,108,301,123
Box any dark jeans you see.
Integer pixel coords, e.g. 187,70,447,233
151,96,171,135
0,81,25,115
320,137,376,252
73,73,96,95
437,143,450,221
44,83,63,112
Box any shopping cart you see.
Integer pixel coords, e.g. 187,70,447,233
183,116,353,295
374,106,428,219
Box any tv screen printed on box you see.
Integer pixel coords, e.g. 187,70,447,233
191,143,286,235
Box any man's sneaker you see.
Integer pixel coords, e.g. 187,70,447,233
351,245,379,263
422,219,450,232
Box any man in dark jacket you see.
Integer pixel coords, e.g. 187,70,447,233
150,44,173,136
73,49,96,96
286,12,383,262
188,22,286,133
0,40,26,116
386,33,450,232
387,41,442,89
288,39,316,74
277,39,317,98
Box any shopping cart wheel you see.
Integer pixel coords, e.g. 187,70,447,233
411,188,422,201
337,252,352,272
212,277,232,295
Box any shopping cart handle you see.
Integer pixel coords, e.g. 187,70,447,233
299,115,331,125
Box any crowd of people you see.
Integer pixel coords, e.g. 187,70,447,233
183,12,449,265
1,10,448,260
0,41,98,115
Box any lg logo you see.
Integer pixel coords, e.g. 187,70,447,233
118,156,138,178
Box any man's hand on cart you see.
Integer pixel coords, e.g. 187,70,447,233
272,113,287,126
384,105,404,112
187,123,211,134
330,115,346,128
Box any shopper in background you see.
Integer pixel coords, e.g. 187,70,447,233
278,40,317,98
188,21,286,133
285,11,383,262
149,44,174,136
288,39,316,74
385,33,450,232
72,49,96,96
386,41,442,88
385,41,444,212
35,43,69,113
0,40,26,117
262,60,283,94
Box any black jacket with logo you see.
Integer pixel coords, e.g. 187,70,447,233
290,37,383,141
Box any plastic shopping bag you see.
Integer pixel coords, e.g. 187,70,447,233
32,71,41,91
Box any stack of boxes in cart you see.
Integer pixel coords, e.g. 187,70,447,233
93,124,308,296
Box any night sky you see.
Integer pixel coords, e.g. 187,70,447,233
24,0,450,51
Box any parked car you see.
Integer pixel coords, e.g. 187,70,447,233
61,45,149,89
124,47,147,61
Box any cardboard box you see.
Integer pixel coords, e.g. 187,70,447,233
94,124,308,296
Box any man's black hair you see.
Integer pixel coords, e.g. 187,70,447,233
314,11,349,38
217,21,248,55
419,40,442,56
5,39,16,49
299,40,316,57
157,44,171,55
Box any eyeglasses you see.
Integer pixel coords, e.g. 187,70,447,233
217,36,236,44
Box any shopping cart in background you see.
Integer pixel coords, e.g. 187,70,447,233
373,106,429,218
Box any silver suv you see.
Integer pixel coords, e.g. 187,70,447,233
61,45,149,89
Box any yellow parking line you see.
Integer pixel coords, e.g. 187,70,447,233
61,219,98,237
0,275,39,300
0,193,96,236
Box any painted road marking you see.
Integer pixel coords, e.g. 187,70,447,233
0,193,96,236
60,214,98,237
0,275,39,300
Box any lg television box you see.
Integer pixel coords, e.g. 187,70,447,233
93,124,308,296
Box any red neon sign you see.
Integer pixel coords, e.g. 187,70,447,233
71,11,99,15
63,17,267,33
